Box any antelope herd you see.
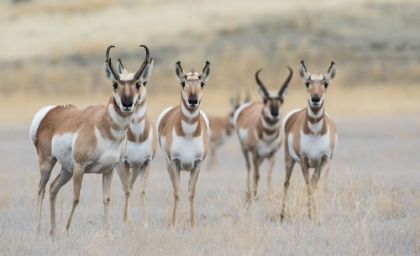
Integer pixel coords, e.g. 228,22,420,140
30,44,337,234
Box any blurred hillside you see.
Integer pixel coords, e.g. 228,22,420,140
0,0,419,122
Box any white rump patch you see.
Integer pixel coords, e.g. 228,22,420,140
29,105,56,145
232,102,252,128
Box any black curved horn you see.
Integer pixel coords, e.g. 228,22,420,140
105,45,119,80
134,45,151,80
255,69,270,97
278,66,293,97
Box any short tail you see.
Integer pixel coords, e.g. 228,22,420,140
29,106,56,145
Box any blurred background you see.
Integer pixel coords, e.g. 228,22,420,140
1,0,419,122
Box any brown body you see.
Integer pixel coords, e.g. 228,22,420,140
30,45,153,235
157,61,211,228
280,61,337,222
234,67,292,202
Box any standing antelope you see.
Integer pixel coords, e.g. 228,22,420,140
280,61,337,222
206,91,250,170
29,45,153,235
157,61,211,228
233,67,293,202
114,57,156,227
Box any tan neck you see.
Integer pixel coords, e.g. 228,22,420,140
98,96,133,141
304,102,326,135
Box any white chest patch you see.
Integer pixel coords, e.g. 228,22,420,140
256,133,282,158
300,129,332,168
129,120,145,141
87,127,125,173
171,129,205,171
123,128,154,167
51,133,76,172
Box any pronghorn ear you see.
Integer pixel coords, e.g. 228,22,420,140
201,61,211,82
174,61,184,82
299,60,310,81
117,58,129,75
104,61,115,82
325,61,336,81
139,59,154,83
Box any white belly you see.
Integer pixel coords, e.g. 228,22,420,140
123,129,154,167
300,130,332,168
51,133,75,172
171,130,205,171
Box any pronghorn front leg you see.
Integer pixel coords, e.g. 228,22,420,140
241,149,251,202
281,155,295,222
116,162,132,224
311,157,330,223
138,161,151,228
189,160,202,228
267,156,276,196
167,161,181,227
251,152,262,200
300,161,312,220
63,164,84,233
102,169,115,233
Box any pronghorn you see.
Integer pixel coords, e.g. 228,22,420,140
206,91,250,170
29,45,153,235
157,61,211,228
114,58,156,227
280,61,337,222
233,67,293,202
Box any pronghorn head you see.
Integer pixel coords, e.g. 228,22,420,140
299,60,336,108
229,90,250,124
104,45,153,112
255,67,293,120
174,61,211,109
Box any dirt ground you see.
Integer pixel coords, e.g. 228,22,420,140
0,113,419,255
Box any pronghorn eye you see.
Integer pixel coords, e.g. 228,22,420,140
263,99,268,104
143,82,147,87
181,81,185,87
305,81,310,88
198,75,201,79
201,82,205,87
324,82,329,88
113,83,118,89
136,83,141,90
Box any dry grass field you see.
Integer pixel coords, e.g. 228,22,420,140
1,0,420,255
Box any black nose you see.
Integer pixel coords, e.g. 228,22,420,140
312,95,320,103
188,98,198,105
121,95,133,108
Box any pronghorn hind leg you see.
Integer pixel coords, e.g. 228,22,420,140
281,156,295,222
63,164,84,233
35,156,57,233
137,161,151,228
102,169,115,234
267,156,276,197
241,149,251,203
116,162,132,224
189,160,202,228
49,167,72,236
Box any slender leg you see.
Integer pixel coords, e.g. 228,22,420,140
35,156,56,233
189,161,201,228
300,162,312,220
116,162,132,224
241,149,251,202
207,142,217,171
267,156,276,196
312,159,330,223
252,153,261,200
138,161,150,228
103,169,114,233
281,156,295,222
49,167,72,236
63,164,84,233
167,161,180,226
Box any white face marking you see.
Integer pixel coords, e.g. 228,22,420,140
51,133,75,172
29,105,56,144
307,92,326,108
